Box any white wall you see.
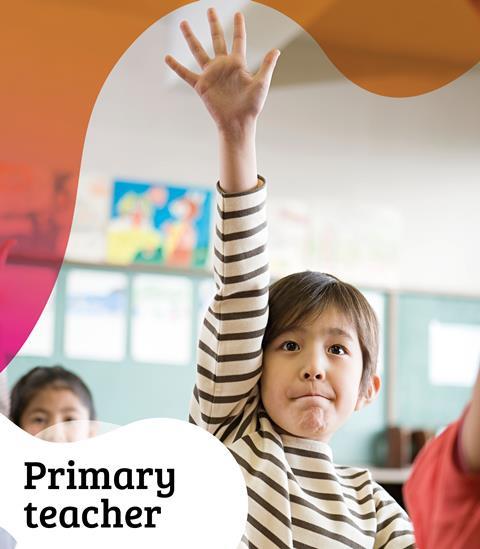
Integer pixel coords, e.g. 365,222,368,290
81,2,480,295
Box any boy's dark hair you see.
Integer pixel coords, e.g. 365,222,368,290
9,365,96,426
262,271,379,393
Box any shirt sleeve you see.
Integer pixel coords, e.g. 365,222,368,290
403,409,480,549
373,483,416,549
189,178,269,441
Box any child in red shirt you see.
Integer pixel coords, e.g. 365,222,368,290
404,369,480,549
406,3,480,548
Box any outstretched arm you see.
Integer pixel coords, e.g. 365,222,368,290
462,368,480,471
165,9,279,193
165,10,278,438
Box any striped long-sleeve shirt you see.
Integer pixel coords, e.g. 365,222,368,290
190,180,415,549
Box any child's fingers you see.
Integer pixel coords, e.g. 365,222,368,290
231,12,246,59
164,54,198,88
255,49,281,89
207,7,227,56
180,20,211,69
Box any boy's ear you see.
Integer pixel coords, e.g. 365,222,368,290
355,374,381,411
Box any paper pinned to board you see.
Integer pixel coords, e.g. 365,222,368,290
429,320,480,387
131,274,193,366
64,270,128,361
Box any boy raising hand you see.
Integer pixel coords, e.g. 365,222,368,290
166,9,414,548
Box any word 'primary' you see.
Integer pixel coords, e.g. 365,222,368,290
24,460,175,529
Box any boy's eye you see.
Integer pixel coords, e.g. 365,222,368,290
281,341,300,352
31,416,47,425
328,344,347,356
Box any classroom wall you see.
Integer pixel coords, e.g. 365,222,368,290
5,2,479,467
80,2,480,459
81,3,480,294
7,269,389,466
397,293,480,430
6,265,202,426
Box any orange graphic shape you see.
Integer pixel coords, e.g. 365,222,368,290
1,0,480,370
263,0,480,97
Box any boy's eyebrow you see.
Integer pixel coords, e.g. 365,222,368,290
325,327,355,341
277,326,354,341
276,325,306,337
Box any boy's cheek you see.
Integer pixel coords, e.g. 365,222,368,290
259,362,275,398
260,384,285,422
260,382,274,410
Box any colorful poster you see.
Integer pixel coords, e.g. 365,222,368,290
107,180,212,269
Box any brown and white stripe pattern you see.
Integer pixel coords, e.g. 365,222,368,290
190,180,415,548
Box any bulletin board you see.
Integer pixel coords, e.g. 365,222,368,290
7,265,388,466
396,293,480,430
7,263,204,425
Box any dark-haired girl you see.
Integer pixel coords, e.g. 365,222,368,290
10,365,95,441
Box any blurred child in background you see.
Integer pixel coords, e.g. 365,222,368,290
404,368,480,548
403,5,480,548
9,365,96,442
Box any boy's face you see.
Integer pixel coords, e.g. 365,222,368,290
261,306,380,442
20,386,92,442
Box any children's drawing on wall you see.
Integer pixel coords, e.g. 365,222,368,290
107,180,212,269
268,199,312,277
267,195,403,288
0,163,74,260
313,202,403,288
65,175,111,263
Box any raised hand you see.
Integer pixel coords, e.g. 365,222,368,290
165,8,280,136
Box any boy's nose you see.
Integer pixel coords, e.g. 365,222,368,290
300,355,327,381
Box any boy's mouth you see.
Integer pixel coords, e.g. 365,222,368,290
287,384,335,401
294,391,333,401
298,394,330,400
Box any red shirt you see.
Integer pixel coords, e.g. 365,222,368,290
403,413,480,549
